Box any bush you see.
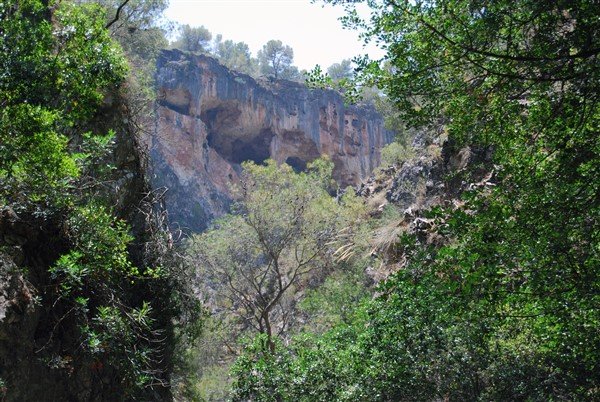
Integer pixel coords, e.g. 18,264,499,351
379,141,416,167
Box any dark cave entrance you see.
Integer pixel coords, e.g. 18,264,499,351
201,101,273,165
207,128,274,165
285,156,307,173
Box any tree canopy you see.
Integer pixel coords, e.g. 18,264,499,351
190,158,361,352
231,0,600,399
257,39,299,80
0,0,126,205
0,0,199,398
172,23,212,53
213,34,257,75
327,59,353,81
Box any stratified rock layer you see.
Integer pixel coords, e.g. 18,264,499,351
149,49,394,232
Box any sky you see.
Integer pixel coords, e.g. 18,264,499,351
164,0,384,71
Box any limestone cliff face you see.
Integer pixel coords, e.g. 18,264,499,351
149,49,394,232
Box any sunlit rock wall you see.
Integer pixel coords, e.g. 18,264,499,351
149,49,394,232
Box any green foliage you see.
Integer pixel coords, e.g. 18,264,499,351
0,0,188,398
96,0,170,61
304,64,330,88
0,106,76,200
83,303,156,391
0,0,126,206
173,315,232,401
0,0,126,117
172,24,212,53
213,34,257,76
231,334,294,402
298,267,369,334
186,159,374,399
379,140,416,167
233,234,595,400
190,158,356,351
304,64,361,102
48,204,166,395
196,365,231,401
258,39,299,80
50,205,135,293
305,59,357,96
327,59,354,81
95,0,170,113
232,0,600,399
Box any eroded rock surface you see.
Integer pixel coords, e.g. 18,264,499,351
149,50,394,232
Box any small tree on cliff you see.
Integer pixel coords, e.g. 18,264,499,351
189,158,360,352
213,34,257,75
172,24,212,53
327,59,353,81
257,39,296,80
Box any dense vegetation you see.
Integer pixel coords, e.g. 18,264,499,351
0,0,199,399
228,0,600,400
180,158,368,398
3,0,598,400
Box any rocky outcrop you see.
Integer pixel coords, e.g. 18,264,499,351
359,132,495,212
149,49,394,233
358,132,495,282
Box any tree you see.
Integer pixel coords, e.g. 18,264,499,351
257,39,295,80
327,59,353,81
233,0,600,399
0,1,201,398
90,0,170,60
172,24,212,53
213,34,257,75
87,0,170,166
0,0,126,203
190,159,357,352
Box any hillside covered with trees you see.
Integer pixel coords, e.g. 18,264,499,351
168,21,358,84
0,0,598,401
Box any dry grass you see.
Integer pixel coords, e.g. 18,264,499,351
370,218,406,259
366,190,389,211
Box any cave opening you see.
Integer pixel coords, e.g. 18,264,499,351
207,128,273,165
200,103,242,133
200,101,273,165
285,156,307,173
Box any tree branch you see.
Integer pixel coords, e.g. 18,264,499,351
386,0,600,63
105,0,130,29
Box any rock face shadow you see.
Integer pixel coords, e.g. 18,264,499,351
285,156,307,173
150,50,395,233
201,101,274,165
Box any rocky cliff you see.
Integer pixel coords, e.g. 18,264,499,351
149,49,394,233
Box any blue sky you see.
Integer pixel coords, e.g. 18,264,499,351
164,0,384,71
